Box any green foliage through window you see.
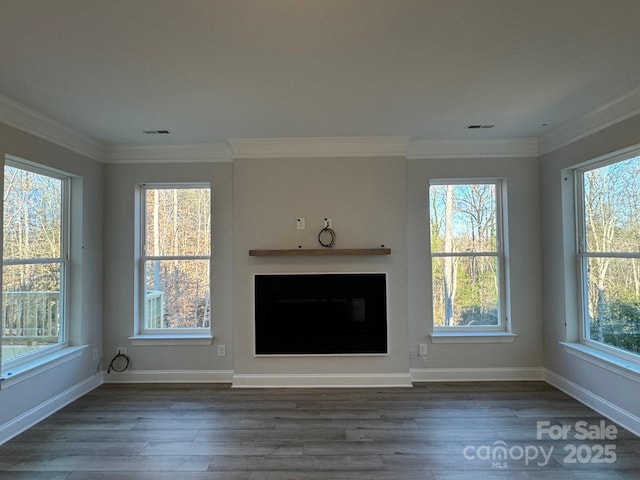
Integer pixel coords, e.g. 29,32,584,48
429,182,504,329
579,155,640,358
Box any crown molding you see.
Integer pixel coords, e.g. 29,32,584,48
109,137,540,162
3,84,640,162
407,138,538,159
229,136,411,159
539,87,640,156
0,93,105,161
105,142,232,163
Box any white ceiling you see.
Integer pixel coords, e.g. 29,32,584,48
1,0,640,147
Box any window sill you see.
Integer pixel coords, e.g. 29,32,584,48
1,345,87,389
430,332,517,344
129,334,213,346
561,342,640,384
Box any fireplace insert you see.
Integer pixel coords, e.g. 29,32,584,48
254,273,387,355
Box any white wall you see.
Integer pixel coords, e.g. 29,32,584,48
102,162,234,378
0,122,103,438
232,156,409,384
407,156,545,374
101,154,548,386
540,114,640,431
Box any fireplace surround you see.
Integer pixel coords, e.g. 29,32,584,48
254,273,387,355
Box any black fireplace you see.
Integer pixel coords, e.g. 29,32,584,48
254,273,387,355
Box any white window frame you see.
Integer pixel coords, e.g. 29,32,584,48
575,151,640,365
136,183,211,337
429,178,510,334
2,156,70,370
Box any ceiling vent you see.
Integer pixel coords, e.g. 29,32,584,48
466,124,495,129
143,129,172,135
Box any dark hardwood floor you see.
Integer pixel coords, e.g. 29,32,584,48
0,381,638,479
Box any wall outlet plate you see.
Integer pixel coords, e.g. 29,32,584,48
296,218,305,230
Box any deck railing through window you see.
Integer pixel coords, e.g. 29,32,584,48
2,291,60,342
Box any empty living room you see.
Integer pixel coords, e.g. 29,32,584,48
0,1,639,478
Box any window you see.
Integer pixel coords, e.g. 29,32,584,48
576,154,640,360
429,180,508,331
138,184,211,335
2,159,68,367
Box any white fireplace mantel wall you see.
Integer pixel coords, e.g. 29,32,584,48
232,156,410,387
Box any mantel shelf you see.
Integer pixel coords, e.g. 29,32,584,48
249,248,391,257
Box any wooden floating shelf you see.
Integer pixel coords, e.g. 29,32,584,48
249,248,391,257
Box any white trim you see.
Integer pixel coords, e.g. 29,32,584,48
560,342,640,384
0,93,104,161
1,346,87,389
0,373,102,445
103,369,234,383
231,373,412,388
129,335,213,346
410,367,544,382
539,87,640,155
105,142,232,163
407,138,538,159
229,136,411,159
429,333,517,344
545,369,640,437
2,81,640,162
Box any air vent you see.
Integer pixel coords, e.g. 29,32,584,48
143,129,172,135
467,124,495,129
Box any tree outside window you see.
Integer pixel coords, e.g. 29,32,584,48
2,160,67,365
140,185,211,333
429,180,507,330
578,155,640,358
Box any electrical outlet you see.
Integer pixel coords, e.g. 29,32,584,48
116,347,127,356
323,218,332,228
419,343,428,356
296,217,305,230
218,344,226,357
92,348,99,361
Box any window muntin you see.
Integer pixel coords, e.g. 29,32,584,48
139,185,211,334
429,181,507,330
577,155,640,359
2,160,68,366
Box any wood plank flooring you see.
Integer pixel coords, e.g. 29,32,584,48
0,382,638,479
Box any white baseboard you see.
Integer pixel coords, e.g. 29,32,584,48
0,373,103,445
410,367,545,382
545,369,640,437
231,373,413,388
103,369,234,383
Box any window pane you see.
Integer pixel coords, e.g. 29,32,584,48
3,166,62,259
2,263,62,363
583,156,640,253
145,188,210,257
584,257,640,356
430,184,497,253
432,255,499,327
144,259,210,329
